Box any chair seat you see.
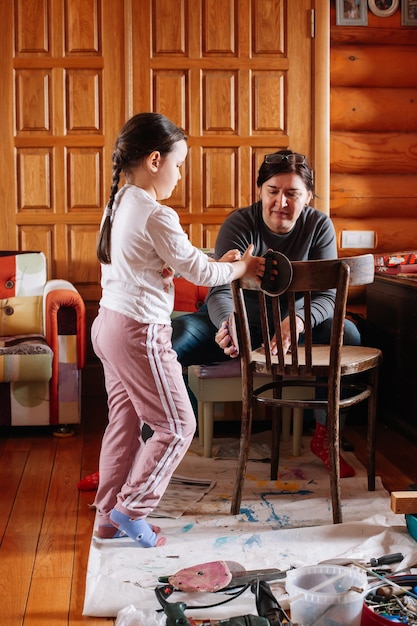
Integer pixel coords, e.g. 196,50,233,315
252,345,382,375
192,359,241,378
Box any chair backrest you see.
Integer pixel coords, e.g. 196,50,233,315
231,254,375,379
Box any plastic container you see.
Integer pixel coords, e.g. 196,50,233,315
406,513,417,541
361,574,417,625
285,564,367,626
361,601,399,625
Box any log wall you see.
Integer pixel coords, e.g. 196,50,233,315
330,2,417,266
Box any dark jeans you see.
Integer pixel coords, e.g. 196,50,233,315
172,303,361,366
172,304,361,426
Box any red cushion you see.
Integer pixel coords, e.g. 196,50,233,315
173,277,209,313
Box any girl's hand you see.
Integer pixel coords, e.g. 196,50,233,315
240,244,265,282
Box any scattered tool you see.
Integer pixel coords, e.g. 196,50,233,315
260,250,293,297
252,579,291,625
319,553,404,573
368,553,405,568
155,583,271,626
158,561,285,593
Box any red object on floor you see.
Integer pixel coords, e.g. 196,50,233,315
77,470,99,491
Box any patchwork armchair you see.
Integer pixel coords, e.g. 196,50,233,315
0,251,86,428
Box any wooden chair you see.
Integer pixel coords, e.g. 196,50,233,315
230,254,383,524
188,361,314,457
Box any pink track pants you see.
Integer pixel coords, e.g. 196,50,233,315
91,307,196,520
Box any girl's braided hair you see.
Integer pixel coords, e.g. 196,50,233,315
97,112,187,264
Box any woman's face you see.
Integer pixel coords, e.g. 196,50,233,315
260,172,312,234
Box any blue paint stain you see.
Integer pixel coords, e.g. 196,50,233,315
240,507,258,522
245,534,262,547
180,523,194,533
214,536,231,548
239,490,314,527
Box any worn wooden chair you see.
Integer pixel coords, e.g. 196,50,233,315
230,253,383,524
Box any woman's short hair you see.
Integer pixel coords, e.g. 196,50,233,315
256,149,314,192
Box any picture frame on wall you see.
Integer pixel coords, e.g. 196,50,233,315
368,0,399,17
336,0,368,25
401,0,417,25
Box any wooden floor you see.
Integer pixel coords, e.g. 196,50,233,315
1,391,416,626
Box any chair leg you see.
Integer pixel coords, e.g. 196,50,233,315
328,403,342,524
203,401,215,458
292,408,303,457
198,401,204,446
231,400,254,515
281,407,291,442
270,406,282,480
367,368,379,492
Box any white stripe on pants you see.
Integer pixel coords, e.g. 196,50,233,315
91,307,196,519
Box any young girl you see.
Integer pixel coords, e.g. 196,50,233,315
91,112,263,547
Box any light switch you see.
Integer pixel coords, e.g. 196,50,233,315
341,231,376,249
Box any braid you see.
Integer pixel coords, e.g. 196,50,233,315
97,165,121,264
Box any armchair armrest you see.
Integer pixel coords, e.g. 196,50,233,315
43,279,86,370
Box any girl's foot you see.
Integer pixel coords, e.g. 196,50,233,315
97,520,162,539
310,422,355,478
97,524,127,539
109,508,166,547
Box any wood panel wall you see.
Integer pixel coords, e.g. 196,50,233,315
330,2,417,266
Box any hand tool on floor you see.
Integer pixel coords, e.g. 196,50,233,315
155,580,291,626
155,583,271,626
252,579,291,625
158,560,285,593
155,561,288,626
319,552,404,572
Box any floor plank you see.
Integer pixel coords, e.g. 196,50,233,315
1,440,56,626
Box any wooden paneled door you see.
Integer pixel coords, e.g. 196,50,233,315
0,0,329,331
130,0,324,248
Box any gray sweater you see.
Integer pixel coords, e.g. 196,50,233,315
206,201,337,332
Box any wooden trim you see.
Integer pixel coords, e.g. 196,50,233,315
314,2,330,216
0,1,15,249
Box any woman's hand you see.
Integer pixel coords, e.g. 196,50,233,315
270,315,305,356
215,320,239,358
218,249,241,263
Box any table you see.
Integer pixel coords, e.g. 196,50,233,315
366,273,417,442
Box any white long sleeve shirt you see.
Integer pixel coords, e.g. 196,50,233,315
99,185,235,325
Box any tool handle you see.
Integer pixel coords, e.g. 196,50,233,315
163,602,191,626
369,553,404,567
253,580,287,625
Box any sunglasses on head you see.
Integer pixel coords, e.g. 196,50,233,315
264,153,306,165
